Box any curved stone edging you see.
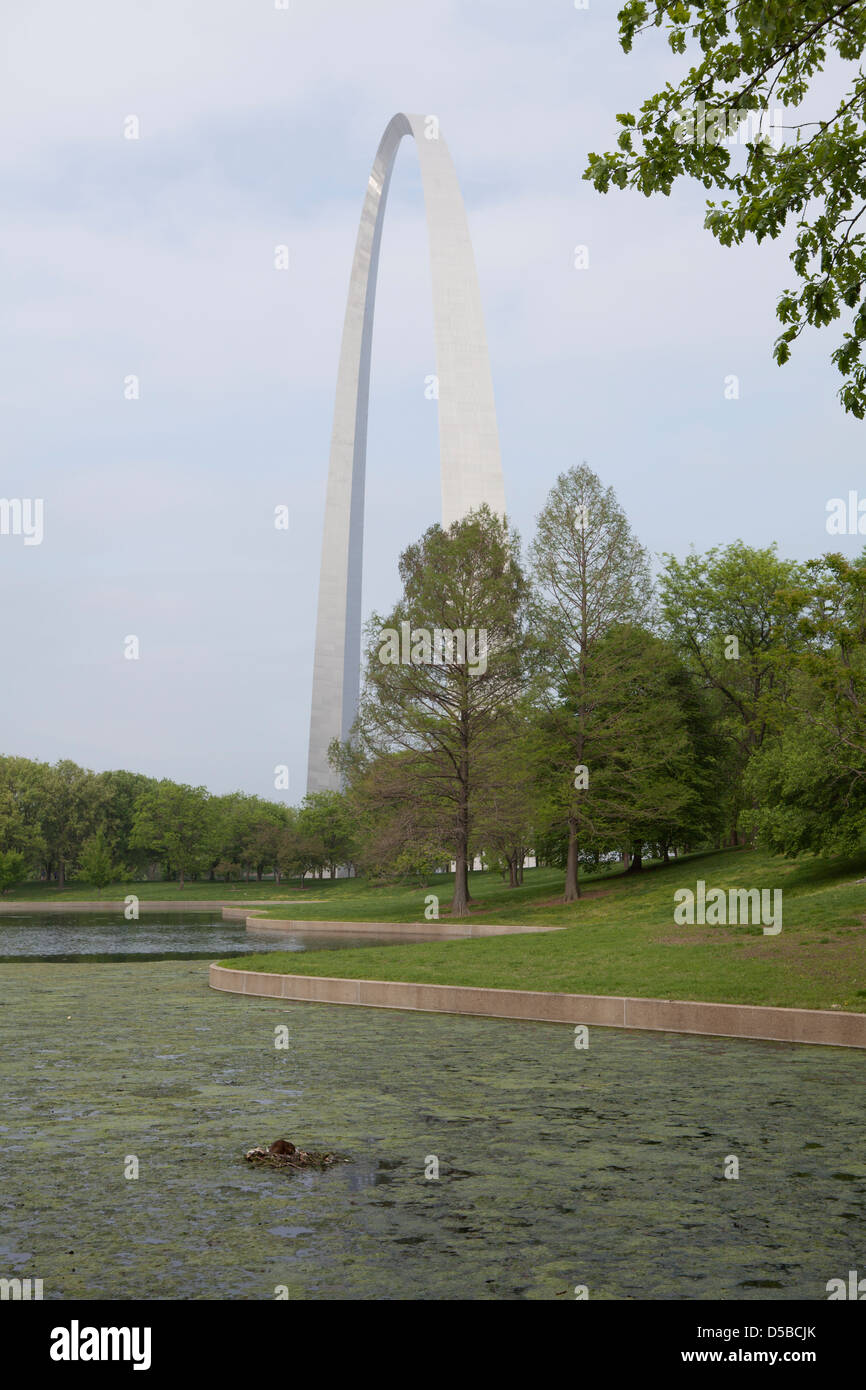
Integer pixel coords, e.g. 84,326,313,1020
208,964,866,1049
240,912,562,937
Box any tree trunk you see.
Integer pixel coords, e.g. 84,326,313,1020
450,739,472,916
451,789,471,916
564,816,580,901
508,856,518,888
451,849,470,916
622,848,630,871
626,844,643,873
57,860,65,891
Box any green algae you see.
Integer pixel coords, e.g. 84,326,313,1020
0,959,864,1301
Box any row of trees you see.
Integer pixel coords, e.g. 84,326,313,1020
330,465,866,914
0,762,356,893
2,464,862,911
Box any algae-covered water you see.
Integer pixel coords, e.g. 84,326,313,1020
1,958,864,1300
0,911,436,961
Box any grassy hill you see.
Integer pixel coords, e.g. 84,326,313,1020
225,848,866,1012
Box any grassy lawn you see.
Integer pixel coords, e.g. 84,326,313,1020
224,848,866,1012
0,880,337,902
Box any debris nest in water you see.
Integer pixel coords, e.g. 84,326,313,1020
244,1138,347,1171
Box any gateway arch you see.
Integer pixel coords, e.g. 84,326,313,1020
306,113,506,795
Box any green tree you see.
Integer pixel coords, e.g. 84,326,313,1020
530,464,652,900
95,769,155,876
473,709,546,888
297,791,357,879
580,623,723,870
76,830,124,895
659,542,807,842
352,506,530,917
130,781,210,888
0,849,27,895
32,759,103,889
745,550,866,854
275,808,330,884
335,744,449,884
0,759,43,866
535,623,719,882
585,1,866,414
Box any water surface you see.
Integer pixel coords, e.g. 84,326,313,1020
0,911,438,962
1,959,863,1300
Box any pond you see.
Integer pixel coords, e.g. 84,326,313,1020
1,958,864,1299
0,911,439,962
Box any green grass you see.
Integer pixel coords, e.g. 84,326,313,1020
0,879,339,902
223,848,866,1013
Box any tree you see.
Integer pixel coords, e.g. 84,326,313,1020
275,811,324,885
745,550,866,854
297,791,356,879
659,542,807,842
535,622,719,884
351,506,530,917
464,707,543,888
581,623,723,868
530,464,653,900
0,850,27,895
0,755,45,864
335,743,450,884
585,1,866,415
32,760,103,889
130,781,210,888
95,769,155,876
76,831,124,895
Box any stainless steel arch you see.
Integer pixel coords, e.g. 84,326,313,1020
306,113,506,795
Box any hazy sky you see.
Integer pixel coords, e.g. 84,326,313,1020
1,0,863,802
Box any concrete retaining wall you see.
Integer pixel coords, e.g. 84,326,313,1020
208,964,866,1049
240,913,561,937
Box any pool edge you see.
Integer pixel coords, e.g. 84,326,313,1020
207,964,866,1049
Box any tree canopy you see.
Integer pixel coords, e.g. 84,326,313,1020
585,1,866,414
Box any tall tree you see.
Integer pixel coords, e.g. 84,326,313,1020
471,708,544,888
659,542,807,841
585,1,866,415
530,464,652,900
745,550,866,854
579,623,723,868
130,781,210,888
0,755,45,865
95,769,155,875
352,506,529,917
297,791,357,879
32,759,103,889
